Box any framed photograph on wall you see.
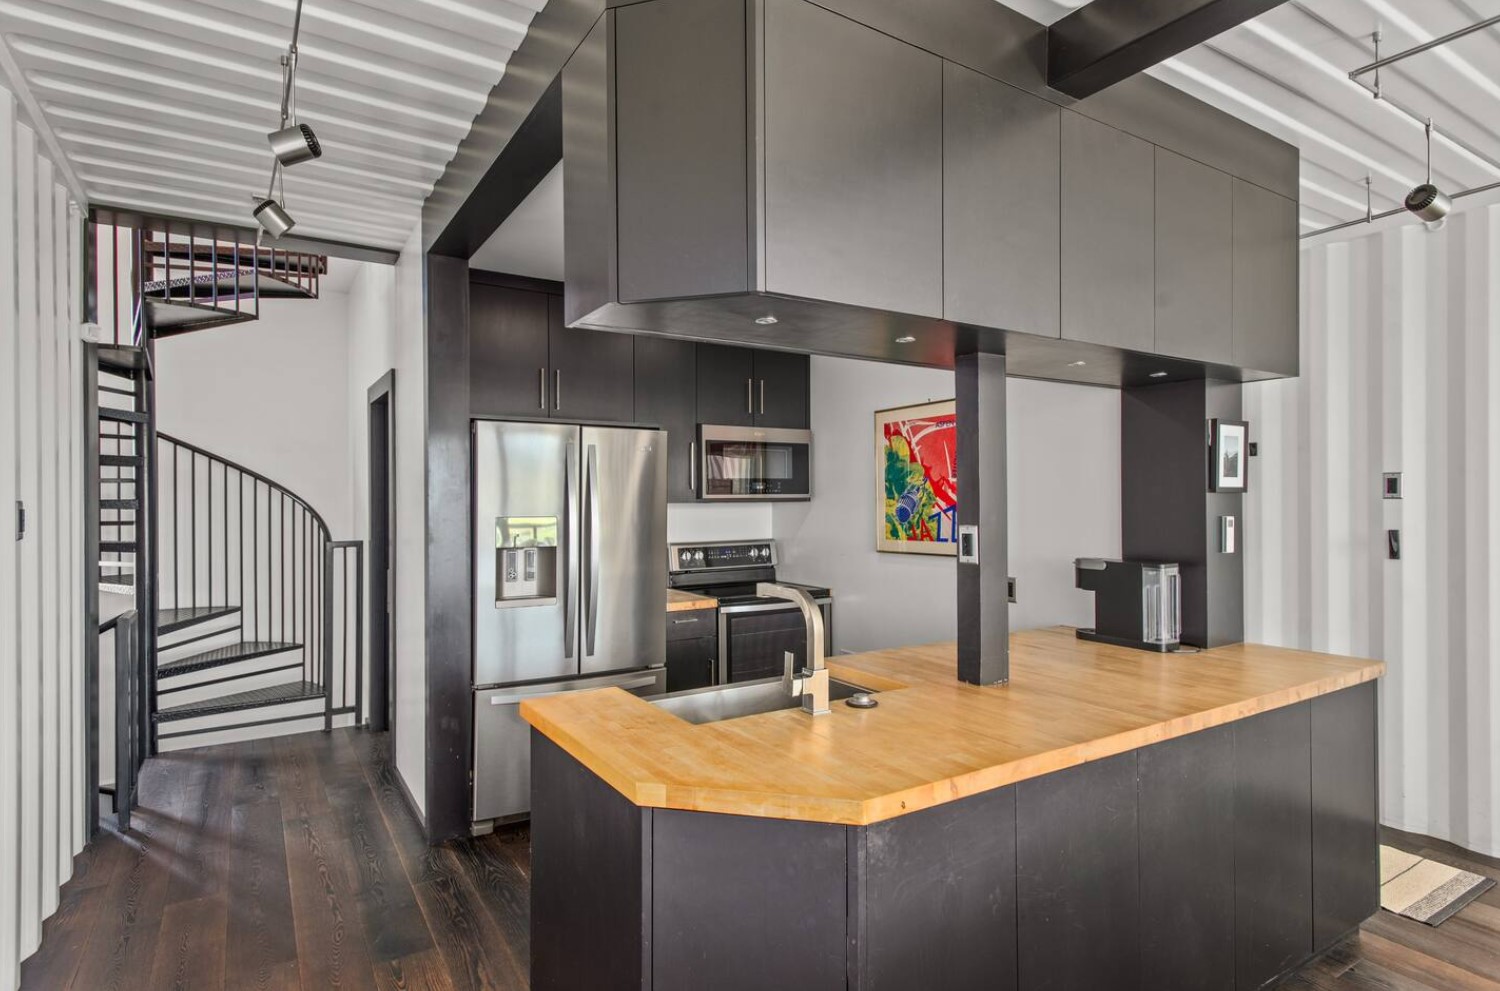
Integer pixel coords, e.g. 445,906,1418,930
875,399,958,555
1209,419,1249,492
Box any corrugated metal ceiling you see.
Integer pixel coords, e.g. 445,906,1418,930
0,0,542,250
1001,0,1500,237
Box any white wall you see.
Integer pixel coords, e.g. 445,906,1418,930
1,90,88,990
773,355,1120,654
155,292,355,540
1247,208,1500,858
667,503,772,543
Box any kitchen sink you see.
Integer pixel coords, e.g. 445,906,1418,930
651,676,874,725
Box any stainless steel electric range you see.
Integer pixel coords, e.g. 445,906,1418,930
667,539,833,685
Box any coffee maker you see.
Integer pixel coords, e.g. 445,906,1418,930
1074,558,1182,652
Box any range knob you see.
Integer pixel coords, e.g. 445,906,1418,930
692,549,705,564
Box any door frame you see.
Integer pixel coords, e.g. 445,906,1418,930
367,370,396,733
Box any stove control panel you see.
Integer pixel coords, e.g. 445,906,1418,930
669,541,777,572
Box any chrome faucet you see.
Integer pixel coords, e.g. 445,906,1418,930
755,582,829,715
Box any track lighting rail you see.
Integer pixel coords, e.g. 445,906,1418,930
1348,13,1500,80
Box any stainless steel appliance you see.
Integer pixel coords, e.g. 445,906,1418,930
668,540,832,684
696,425,813,500
472,421,668,823
1074,558,1181,652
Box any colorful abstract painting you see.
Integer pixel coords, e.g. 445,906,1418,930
875,400,958,555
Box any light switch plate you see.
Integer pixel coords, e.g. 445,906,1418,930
958,525,979,565
1383,473,1402,499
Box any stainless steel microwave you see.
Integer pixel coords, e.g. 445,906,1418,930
696,425,813,501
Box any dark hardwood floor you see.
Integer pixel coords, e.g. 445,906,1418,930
20,729,1500,990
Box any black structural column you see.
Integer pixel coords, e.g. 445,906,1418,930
1122,379,1244,648
956,352,1009,685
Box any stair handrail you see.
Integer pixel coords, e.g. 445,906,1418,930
156,430,332,542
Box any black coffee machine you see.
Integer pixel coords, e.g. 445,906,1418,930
1074,558,1182,652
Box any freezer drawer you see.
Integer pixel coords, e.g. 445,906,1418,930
473,668,666,823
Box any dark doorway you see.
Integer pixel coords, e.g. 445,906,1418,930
368,371,395,733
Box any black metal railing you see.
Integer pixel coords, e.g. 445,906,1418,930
156,432,362,731
103,611,145,830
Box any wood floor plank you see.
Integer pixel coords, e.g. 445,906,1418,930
371,949,454,991
146,896,229,991
17,829,130,989
337,788,434,964
1356,930,1500,991
283,808,378,991
223,798,300,989
411,872,524,991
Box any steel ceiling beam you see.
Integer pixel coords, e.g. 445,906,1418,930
1048,0,1291,98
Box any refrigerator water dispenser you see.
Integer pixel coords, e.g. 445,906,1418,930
494,516,558,606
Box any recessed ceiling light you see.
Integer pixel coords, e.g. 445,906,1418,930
1149,371,1169,379
755,315,778,325
894,335,916,344
1068,360,1087,367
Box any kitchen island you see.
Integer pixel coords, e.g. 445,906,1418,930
522,627,1384,991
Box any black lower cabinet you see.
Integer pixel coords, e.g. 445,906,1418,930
1235,702,1314,990
1139,724,1236,991
664,636,715,692
530,734,650,991
1017,751,1140,991
1311,681,1380,947
858,786,1016,991
652,811,847,991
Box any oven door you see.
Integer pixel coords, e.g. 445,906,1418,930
717,600,833,684
698,425,812,501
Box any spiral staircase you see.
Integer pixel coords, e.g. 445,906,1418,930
92,218,362,826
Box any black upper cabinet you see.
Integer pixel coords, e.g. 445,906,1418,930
1155,148,1233,365
1233,179,1300,376
470,283,550,418
752,350,810,429
696,344,756,427
943,62,1060,338
635,337,699,501
762,0,943,318
1061,111,1156,353
546,296,634,423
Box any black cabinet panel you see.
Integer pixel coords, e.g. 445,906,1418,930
1017,751,1139,991
664,635,715,693
1232,179,1300,376
1235,702,1313,990
696,343,755,427
1312,683,1380,947
1155,148,1233,364
652,810,847,991
547,295,634,422
943,62,1060,338
1061,110,1155,352
531,733,649,991
753,350,809,429
1140,724,1236,991
615,0,748,302
469,284,549,417
763,0,943,317
861,786,1017,991
634,337,699,500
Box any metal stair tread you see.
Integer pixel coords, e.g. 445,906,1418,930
143,297,257,335
158,640,301,679
96,344,150,375
100,498,139,510
142,269,317,302
154,680,324,722
100,540,138,554
100,454,144,467
98,406,148,424
157,604,241,634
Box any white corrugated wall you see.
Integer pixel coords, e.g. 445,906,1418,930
0,82,88,988
1246,204,1500,859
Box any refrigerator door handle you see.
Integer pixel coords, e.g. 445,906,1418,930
562,442,576,659
585,443,601,655
483,671,660,705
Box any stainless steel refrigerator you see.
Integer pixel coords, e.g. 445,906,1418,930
472,421,667,823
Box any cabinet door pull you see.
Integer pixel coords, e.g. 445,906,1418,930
672,617,700,625
555,369,562,411
539,368,546,410
689,440,697,494
759,379,765,416
746,377,753,415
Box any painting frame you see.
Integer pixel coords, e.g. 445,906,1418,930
875,399,958,556
1209,418,1249,492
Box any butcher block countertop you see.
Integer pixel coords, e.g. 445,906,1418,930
665,589,717,613
520,627,1384,826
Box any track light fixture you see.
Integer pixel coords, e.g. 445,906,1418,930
1404,119,1451,226
252,0,318,237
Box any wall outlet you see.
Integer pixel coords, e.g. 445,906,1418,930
1007,577,1017,603
1383,473,1402,499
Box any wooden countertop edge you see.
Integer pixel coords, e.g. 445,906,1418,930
523,656,1384,826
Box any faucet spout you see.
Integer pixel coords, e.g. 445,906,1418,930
756,582,829,715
